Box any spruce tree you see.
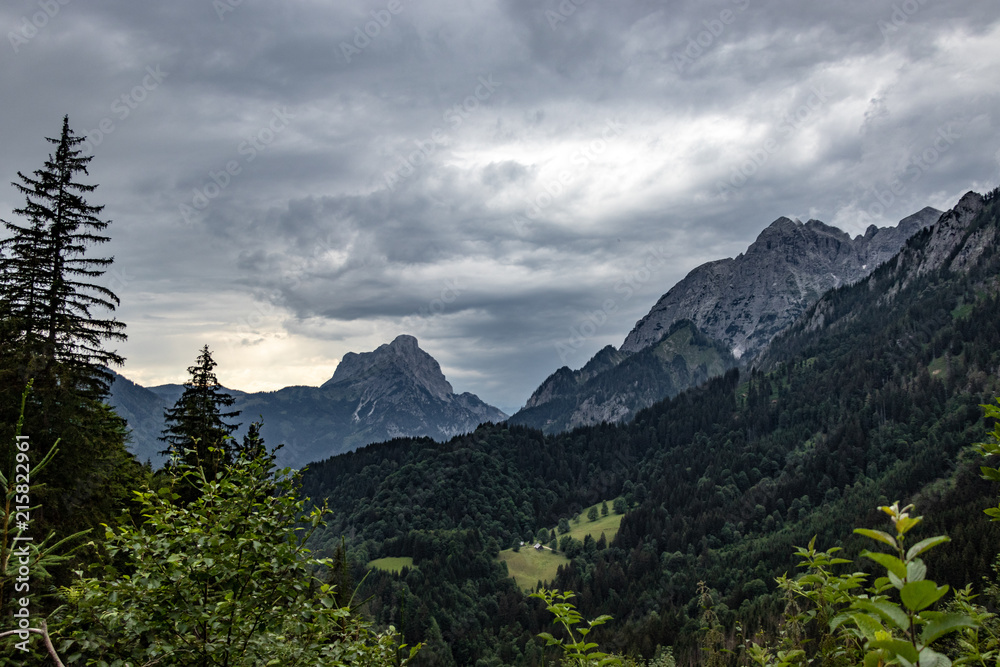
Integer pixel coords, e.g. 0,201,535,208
0,117,139,554
0,115,124,398
161,345,241,478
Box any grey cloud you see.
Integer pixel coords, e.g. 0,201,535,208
1,0,999,408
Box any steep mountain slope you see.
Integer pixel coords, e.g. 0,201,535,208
762,191,994,368
510,320,736,433
621,207,941,358
108,335,505,469
239,335,506,468
511,208,940,432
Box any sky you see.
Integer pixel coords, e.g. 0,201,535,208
1,1,999,414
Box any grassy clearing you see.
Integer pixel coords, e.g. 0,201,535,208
928,353,963,378
499,547,569,592
564,504,624,543
498,500,626,591
952,303,974,320
367,556,414,574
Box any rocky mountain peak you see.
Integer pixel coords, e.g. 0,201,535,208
111,334,506,469
325,334,454,400
620,207,941,360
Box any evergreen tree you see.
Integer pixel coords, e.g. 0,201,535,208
161,345,241,477
0,115,124,399
0,117,138,547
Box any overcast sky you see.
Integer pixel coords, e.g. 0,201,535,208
2,0,999,413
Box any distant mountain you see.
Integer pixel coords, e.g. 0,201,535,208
106,373,173,464
509,320,735,433
621,207,942,358
510,207,940,432
108,335,506,469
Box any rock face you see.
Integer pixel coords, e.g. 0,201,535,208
109,335,506,469
324,334,454,402
763,190,995,368
512,206,941,433
620,207,942,360
520,345,627,412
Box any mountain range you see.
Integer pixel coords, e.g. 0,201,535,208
509,206,942,433
111,202,951,464
108,335,506,468
297,186,1000,665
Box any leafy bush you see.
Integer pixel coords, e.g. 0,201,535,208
52,445,418,666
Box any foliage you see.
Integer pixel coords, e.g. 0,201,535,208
531,589,620,666
976,397,1000,521
748,390,1000,667
52,445,418,666
301,189,1000,663
0,384,90,664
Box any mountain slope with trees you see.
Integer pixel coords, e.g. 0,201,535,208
510,208,941,435
510,320,736,433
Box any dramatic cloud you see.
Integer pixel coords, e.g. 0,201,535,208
2,0,999,412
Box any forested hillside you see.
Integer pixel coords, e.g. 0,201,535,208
301,188,1000,665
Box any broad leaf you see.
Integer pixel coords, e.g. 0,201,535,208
921,613,977,645
918,646,952,667
901,580,948,611
842,611,885,640
851,599,909,631
861,550,907,579
854,529,898,548
906,536,950,561
895,516,922,535
906,559,927,583
869,637,919,664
